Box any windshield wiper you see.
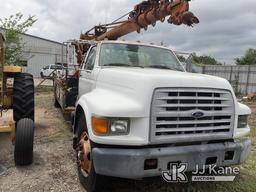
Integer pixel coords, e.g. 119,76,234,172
104,63,133,67
146,65,183,71
104,63,144,68
146,65,172,70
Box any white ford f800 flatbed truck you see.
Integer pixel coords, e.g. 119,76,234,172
71,41,251,191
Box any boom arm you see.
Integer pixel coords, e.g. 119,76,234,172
81,0,199,41
74,0,199,67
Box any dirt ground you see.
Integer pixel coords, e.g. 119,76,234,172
0,91,84,192
0,90,255,192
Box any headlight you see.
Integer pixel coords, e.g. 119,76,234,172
109,119,129,135
92,116,130,136
237,115,248,128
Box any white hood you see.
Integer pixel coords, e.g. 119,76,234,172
97,67,233,91
93,67,235,118
77,65,250,146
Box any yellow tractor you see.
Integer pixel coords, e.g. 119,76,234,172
0,32,35,166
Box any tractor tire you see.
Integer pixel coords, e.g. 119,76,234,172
13,73,35,122
14,118,34,166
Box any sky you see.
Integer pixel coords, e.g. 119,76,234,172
0,0,256,64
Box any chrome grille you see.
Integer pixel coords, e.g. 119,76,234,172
150,88,234,144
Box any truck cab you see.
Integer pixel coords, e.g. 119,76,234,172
73,41,251,191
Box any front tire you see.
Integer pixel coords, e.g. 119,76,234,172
76,115,108,192
14,118,34,166
13,73,35,122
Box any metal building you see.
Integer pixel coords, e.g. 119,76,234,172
0,28,65,77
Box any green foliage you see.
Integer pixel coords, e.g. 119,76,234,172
236,48,256,65
0,13,37,65
192,53,221,65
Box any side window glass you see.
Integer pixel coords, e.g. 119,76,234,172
85,47,97,70
44,65,49,70
50,65,55,70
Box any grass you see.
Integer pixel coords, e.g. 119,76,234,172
35,89,72,143
35,85,53,93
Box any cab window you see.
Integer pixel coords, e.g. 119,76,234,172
50,65,56,70
43,65,50,70
84,46,97,70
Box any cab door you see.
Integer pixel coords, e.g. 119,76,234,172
79,46,99,97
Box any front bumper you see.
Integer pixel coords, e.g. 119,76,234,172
92,139,251,179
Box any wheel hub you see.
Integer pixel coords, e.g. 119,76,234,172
77,132,92,177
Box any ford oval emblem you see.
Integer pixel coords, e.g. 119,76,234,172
192,111,204,119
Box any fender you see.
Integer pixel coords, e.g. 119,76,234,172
234,102,251,138
73,87,150,146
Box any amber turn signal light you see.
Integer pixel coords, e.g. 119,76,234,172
92,117,108,135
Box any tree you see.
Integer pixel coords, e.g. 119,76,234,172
236,48,256,65
192,53,221,65
0,13,37,65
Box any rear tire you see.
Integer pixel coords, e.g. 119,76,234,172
14,118,34,166
76,115,109,192
13,73,35,122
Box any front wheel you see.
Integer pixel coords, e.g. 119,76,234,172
76,115,108,192
14,118,34,166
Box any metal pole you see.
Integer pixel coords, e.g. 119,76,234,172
0,33,5,108
246,65,251,94
229,66,233,83
202,66,206,74
0,34,4,77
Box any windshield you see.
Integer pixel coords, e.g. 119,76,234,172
99,43,184,71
